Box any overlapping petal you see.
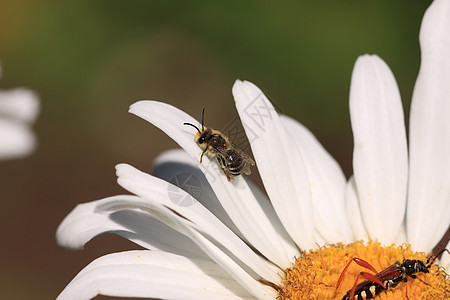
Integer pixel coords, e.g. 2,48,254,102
232,80,314,250
56,195,206,259
407,0,450,253
115,163,281,283
153,149,289,248
57,187,278,299
129,101,300,268
280,115,352,244
394,223,407,245
349,55,408,244
57,250,257,300
152,149,245,239
178,224,277,299
344,176,369,241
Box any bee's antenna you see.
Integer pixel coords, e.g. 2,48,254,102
201,108,205,131
183,122,201,133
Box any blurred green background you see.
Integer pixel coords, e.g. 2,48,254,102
0,1,430,299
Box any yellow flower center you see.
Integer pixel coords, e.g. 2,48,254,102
279,241,450,300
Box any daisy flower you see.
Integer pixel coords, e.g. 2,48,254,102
57,0,450,299
0,64,40,160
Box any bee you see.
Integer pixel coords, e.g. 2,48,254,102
183,109,255,181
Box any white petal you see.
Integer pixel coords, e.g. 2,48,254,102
153,148,297,265
394,223,407,245
116,163,281,283
232,80,314,250
407,0,450,253
56,195,206,259
280,115,353,244
57,250,256,300
314,231,326,246
345,176,368,242
153,148,192,166
0,119,36,159
180,225,278,300
0,88,40,123
58,192,280,297
153,149,247,240
129,101,300,267
349,55,408,244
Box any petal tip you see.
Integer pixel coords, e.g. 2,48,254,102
355,54,383,67
128,101,144,114
115,163,134,178
128,100,156,115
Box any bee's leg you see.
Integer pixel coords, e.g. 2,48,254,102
241,163,252,176
216,156,232,181
224,170,232,181
200,148,207,163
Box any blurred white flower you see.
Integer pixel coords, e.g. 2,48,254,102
56,0,450,299
0,64,40,159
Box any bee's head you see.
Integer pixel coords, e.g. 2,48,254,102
194,129,212,148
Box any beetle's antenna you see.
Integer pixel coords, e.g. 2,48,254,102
427,249,450,267
427,236,450,267
183,122,201,133
201,108,205,131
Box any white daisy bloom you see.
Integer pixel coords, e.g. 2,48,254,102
0,64,40,159
56,0,450,299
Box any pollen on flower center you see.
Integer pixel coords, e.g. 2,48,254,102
279,241,450,300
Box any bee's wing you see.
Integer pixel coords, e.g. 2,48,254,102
230,143,255,176
233,144,255,164
241,162,252,175
213,143,231,158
